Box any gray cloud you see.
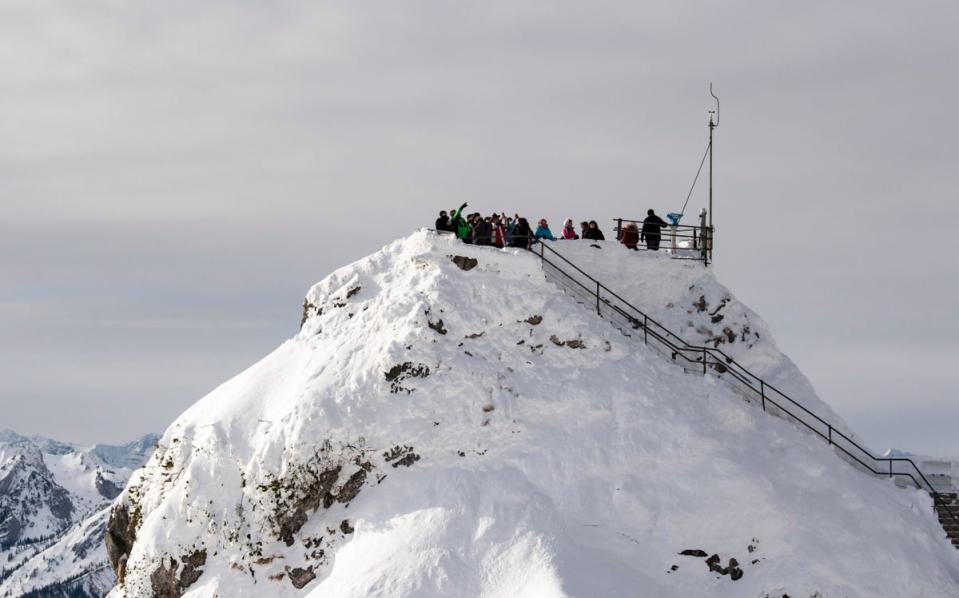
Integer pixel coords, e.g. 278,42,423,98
1,1,958,455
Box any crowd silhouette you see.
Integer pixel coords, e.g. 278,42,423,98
434,203,669,252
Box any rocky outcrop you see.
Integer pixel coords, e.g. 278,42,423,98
105,502,136,583
149,550,207,598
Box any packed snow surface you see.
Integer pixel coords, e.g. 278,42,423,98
109,231,959,598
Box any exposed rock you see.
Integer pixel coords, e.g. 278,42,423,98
274,466,342,546
95,470,122,500
693,295,708,312
384,445,422,468
346,286,361,298
149,550,207,598
728,557,743,580
340,519,355,534
336,468,367,504
549,335,586,349
287,566,316,589
451,256,478,271
428,319,448,335
300,300,320,329
106,502,136,582
180,550,207,587
384,362,431,394
705,553,727,575
679,549,708,557
150,558,180,598
525,315,543,325
393,453,420,468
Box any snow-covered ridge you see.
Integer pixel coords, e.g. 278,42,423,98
106,231,959,597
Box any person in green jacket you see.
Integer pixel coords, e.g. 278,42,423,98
450,202,470,242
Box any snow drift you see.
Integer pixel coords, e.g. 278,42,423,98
106,230,959,598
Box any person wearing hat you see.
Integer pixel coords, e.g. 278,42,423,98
435,210,451,232
534,218,557,241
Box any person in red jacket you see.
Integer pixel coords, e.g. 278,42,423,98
620,223,640,250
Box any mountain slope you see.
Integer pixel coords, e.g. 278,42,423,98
0,432,157,597
106,231,959,597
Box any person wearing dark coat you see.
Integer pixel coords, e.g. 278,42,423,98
583,220,605,241
435,211,451,232
641,209,668,251
509,218,533,248
473,217,493,246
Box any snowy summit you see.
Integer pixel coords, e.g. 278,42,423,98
106,231,959,597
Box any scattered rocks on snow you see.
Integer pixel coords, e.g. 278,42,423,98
384,362,431,394
451,256,478,271
693,295,708,313
681,549,746,582
549,335,586,349
384,445,421,468
340,519,355,534
525,315,543,325
428,319,448,335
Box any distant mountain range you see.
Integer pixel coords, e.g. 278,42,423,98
0,430,157,598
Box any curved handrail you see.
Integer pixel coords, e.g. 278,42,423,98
529,240,959,527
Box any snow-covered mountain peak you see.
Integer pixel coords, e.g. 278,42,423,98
0,430,157,597
106,231,959,597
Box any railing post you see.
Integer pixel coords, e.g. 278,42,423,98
760,380,766,412
828,425,832,446
643,315,648,344
616,218,623,240
596,281,601,315
703,347,707,375
889,460,893,478
539,242,544,259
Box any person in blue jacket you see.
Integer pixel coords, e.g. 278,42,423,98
534,218,557,240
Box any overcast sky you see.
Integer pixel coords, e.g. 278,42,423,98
2,1,958,456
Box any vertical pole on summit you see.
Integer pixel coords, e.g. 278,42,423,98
708,83,720,264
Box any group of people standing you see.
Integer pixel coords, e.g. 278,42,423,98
434,203,668,251
618,210,669,251
434,203,608,248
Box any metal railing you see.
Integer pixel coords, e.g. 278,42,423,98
528,239,959,529
614,218,713,266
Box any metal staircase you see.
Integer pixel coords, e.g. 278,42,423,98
528,239,959,549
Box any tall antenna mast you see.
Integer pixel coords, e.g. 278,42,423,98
708,83,720,234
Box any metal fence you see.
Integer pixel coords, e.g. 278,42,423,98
613,218,713,265
530,239,959,527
